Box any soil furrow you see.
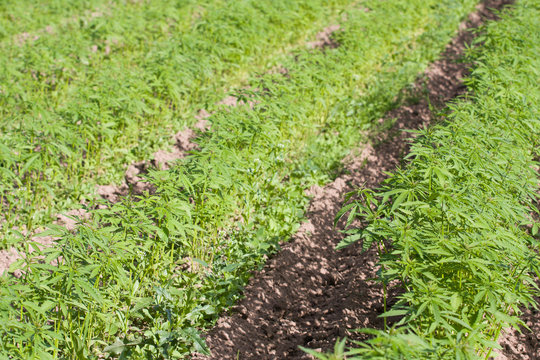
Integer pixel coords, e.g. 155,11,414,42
193,1,514,358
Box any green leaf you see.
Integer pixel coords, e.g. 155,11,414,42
379,309,409,318
182,328,209,355
336,233,362,250
391,190,409,212
104,339,125,355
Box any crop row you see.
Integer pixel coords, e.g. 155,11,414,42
0,0,112,40
0,0,484,358
0,0,353,246
325,1,540,358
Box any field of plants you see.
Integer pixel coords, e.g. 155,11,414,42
0,0,538,359
0,0,359,246
324,0,540,357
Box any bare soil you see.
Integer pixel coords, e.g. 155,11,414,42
496,302,540,360
306,25,341,50
192,1,532,359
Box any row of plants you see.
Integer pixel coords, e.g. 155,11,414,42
0,0,354,246
0,0,488,358
0,0,111,40
320,0,540,358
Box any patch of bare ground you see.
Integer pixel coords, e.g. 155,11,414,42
306,25,341,50
218,91,259,109
192,1,514,359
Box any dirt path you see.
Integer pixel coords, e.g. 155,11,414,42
193,1,517,358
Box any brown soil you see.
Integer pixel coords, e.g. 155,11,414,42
218,94,258,109
0,246,26,276
495,303,540,360
306,25,341,50
192,1,520,359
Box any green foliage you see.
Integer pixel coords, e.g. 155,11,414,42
0,0,352,245
0,0,487,358
331,1,540,358
0,0,111,40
